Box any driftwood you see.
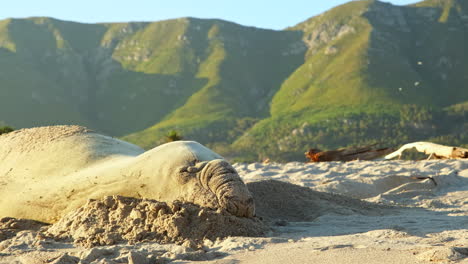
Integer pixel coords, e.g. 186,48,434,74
305,144,395,162
385,142,468,160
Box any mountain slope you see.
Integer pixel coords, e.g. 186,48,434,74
122,19,305,147
0,17,304,140
231,0,468,160
0,0,467,162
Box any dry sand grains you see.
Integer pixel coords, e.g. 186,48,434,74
44,196,268,248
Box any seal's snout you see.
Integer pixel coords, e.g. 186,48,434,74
220,195,255,218
199,159,255,218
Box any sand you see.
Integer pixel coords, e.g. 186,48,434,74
1,159,467,263
45,195,267,248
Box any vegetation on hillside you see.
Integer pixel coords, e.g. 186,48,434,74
230,104,468,161
165,130,183,142
0,125,14,135
0,0,467,162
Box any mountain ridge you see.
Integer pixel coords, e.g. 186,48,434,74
0,0,467,161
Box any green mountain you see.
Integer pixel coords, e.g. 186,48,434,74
0,0,467,161
0,16,304,138
232,0,468,161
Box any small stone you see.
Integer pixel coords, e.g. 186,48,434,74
128,251,148,264
49,253,80,264
171,203,181,212
81,248,115,263
129,209,143,219
103,196,116,208
182,239,197,249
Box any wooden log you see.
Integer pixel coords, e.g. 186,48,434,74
305,145,395,162
384,142,468,160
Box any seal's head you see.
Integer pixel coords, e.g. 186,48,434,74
139,141,255,217
198,159,255,217
177,158,255,218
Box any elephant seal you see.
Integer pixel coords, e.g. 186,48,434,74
0,126,254,223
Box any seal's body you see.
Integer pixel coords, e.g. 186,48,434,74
0,126,254,223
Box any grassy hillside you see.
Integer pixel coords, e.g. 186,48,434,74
231,0,468,161
0,17,304,140
122,19,305,147
0,0,467,162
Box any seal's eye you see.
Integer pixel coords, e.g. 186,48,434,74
177,170,192,184
179,161,209,172
186,166,199,173
179,165,202,173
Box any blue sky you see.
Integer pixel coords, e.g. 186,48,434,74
1,0,419,30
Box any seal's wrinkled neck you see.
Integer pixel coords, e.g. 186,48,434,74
198,159,255,218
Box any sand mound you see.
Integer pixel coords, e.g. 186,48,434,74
0,218,46,241
44,196,268,248
247,180,391,222
0,125,92,152
416,247,468,262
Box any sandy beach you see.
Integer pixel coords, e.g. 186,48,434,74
1,0,468,262
0,158,467,263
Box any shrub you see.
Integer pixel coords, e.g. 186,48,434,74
165,130,183,142
0,126,14,135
